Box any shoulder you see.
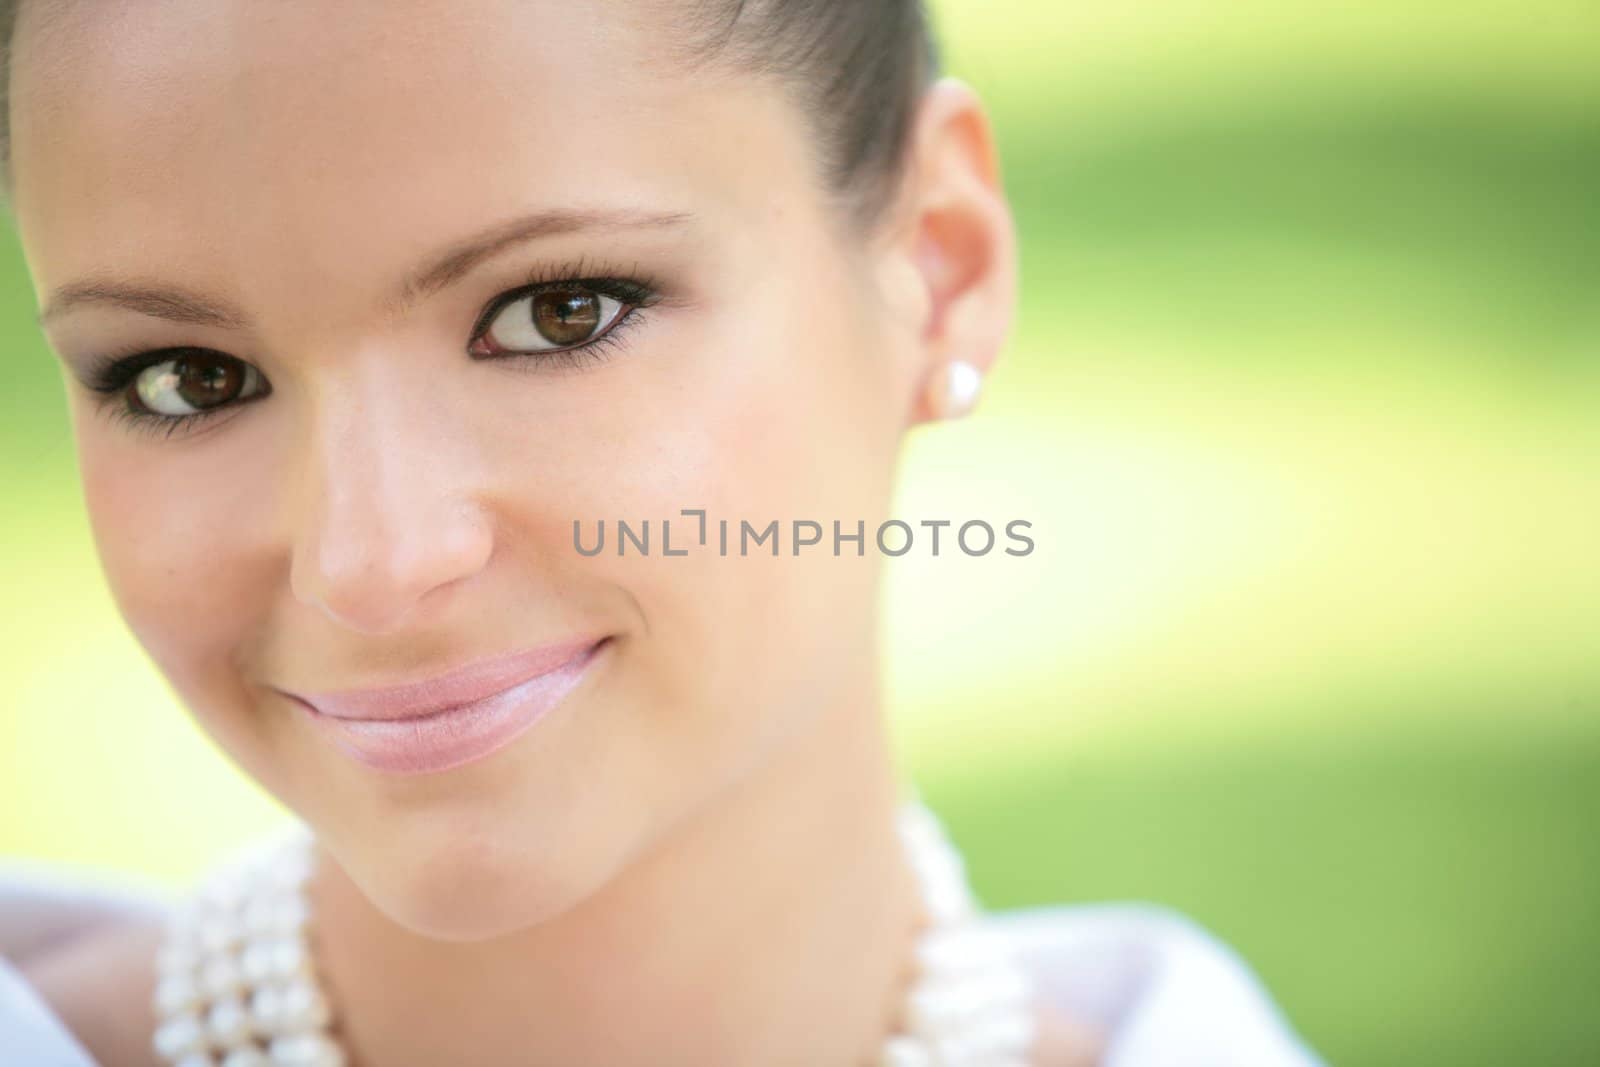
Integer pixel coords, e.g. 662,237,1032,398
0,947,100,1067
20,913,170,1067
0,861,176,1067
982,901,1326,1067
0,858,174,965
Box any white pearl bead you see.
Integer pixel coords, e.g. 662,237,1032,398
963,1011,1036,1057
878,1035,935,1067
908,966,1031,1036
902,991,960,1043
240,940,276,984
199,953,245,999
248,985,285,1035
220,1048,273,1067
206,994,254,1049
197,870,248,909
242,897,278,934
890,1035,941,1067
913,927,998,976
265,937,311,980
240,936,306,983
266,852,316,893
920,990,1037,1065
153,804,1031,1067
174,1053,219,1067
268,1033,346,1067
199,916,244,955
267,896,312,934
926,360,984,419
222,840,276,878
153,1011,209,1060
277,976,332,1030
154,971,202,1016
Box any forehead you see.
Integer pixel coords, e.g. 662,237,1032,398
9,0,802,319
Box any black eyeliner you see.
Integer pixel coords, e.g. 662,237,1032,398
77,257,666,439
80,345,210,396
467,255,664,340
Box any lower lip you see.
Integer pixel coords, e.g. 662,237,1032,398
299,638,608,776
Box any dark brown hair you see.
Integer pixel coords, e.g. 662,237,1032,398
0,1,941,231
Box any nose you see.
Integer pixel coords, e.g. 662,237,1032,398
288,361,494,635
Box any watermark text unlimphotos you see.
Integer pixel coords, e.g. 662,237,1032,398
573,510,1034,558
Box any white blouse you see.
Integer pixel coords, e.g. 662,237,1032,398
0,867,1324,1066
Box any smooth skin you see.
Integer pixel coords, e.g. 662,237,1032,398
9,1,1100,1063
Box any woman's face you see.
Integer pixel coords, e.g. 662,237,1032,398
10,1,941,938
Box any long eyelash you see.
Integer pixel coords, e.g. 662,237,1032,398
467,253,664,359
78,258,664,439
82,345,204,396
107,399,240,440
519,253,662,300
80,346,249,441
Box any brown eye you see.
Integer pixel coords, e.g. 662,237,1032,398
133,352,266,416
478,286,626,355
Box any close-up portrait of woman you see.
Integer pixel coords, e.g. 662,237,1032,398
2,1,1593,1065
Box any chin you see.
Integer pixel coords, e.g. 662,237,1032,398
369,833,608,942
309,784,624,942
303,700,653,940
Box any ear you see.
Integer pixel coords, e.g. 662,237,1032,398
874,76,1018,427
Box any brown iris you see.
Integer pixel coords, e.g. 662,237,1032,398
173,352,247,409
531,288,602,346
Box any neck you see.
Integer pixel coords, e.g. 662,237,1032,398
309,684,928,1067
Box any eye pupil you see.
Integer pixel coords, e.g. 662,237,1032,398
531,288,601,346
176,353,244,409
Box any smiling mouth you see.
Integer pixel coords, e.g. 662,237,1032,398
294,635,611,721
293,636,611,775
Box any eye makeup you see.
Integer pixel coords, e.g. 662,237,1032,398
71,254,669,440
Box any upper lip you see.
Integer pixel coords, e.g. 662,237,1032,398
287,636,606,721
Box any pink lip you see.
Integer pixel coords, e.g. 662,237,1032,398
297,637,607,720
290,636,609,775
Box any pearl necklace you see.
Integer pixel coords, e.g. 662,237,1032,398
151,796,1038,1067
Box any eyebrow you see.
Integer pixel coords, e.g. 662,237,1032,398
35,207,695,329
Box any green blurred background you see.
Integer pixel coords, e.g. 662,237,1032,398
3,2,1596,1063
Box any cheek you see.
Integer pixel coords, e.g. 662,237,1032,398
74,424,279,773
528,265,897,766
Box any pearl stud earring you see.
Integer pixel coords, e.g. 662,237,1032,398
925,359,984,420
